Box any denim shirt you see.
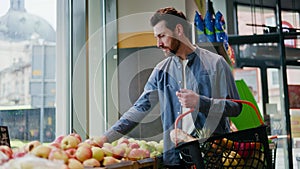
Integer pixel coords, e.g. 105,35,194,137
104,46,241,165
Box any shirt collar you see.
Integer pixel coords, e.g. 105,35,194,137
172,47,198,66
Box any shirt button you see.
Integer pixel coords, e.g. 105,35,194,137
178,81,182,84
177,112,180,115
178,66,181,69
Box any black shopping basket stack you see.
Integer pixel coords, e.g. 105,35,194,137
174,99,274,169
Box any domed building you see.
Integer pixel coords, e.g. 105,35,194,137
0,0,55,42
0,0,56,106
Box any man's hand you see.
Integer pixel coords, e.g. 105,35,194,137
176,89,199,109
170,128,196,144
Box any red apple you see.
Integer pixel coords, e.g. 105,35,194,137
54,135,65,144
112,145,126,159
85,136,104,147
61,135,79,150
65,148,77,159
48,148,69,164
128,142,140,149
83,158,101,167
75,146,92,162
67,158,84,169
12,151,27,158
117,137,129,145
49,142,61,149
127,148,149,161
0,145,13,159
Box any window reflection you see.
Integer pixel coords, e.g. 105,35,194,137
0,0,56,144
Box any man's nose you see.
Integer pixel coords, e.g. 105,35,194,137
157,39,163,48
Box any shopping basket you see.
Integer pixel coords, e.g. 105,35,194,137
174,99,273,169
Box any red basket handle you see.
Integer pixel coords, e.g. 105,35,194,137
174,99,264,146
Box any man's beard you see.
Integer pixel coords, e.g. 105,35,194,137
164,38,181,57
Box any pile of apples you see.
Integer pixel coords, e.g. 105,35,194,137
0,133,163,169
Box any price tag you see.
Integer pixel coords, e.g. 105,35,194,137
0,126,10,147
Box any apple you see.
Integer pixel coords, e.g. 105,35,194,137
91,146,104,161
77,142,92,148
65,148,77,159
48,148,69,164
155,143,163,153
49,142,61,149
54,135,65,144
70,133,82,143
102,156,121,166
83,158,101,167
112,145,126,159
61,135,79,150
85,136,105,147
75,146,92,162
67,158,84,169
12,151,27,158
0,145,13,159
24,140,41,152
31,145,52,159
117,137,129,145
128,142,140,149
127,148,149,161
0,151,10,165
102,144,113,157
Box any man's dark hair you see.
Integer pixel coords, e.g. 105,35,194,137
150,7,191,38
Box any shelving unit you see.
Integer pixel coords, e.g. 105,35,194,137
226,0,300,168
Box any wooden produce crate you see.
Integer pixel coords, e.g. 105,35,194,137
85,161,135,169
135,158,157,169
87,158,159,169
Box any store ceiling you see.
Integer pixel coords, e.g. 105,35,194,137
234,0,300,12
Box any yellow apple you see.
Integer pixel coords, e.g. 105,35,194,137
91,146,104,162
31,145,52,159
67,158,84,169
83,158,101,167
102,156,121,166
25,140,41,152
61,135,79,150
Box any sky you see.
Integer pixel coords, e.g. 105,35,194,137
0,0,56,30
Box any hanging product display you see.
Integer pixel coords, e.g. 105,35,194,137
194,11,207,43
215,11,228,50
204,10,216,42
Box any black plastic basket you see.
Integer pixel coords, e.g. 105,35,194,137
174,100,273,169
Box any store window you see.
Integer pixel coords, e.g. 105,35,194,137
0,0,56,144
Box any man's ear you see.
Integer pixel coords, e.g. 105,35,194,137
175,24,184,36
